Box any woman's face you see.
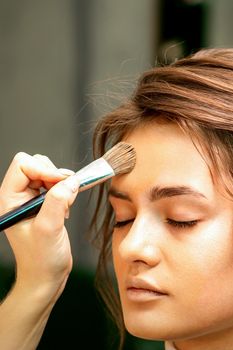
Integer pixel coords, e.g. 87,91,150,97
109,122,233,347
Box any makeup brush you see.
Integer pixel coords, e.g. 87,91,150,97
0,142,136,231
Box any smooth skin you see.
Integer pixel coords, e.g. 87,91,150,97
109,122,233,350
0,152,80,349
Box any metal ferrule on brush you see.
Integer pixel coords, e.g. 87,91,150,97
76,158,115,191
0,142,135,232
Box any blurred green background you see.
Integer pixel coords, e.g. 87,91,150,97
0,1,233,349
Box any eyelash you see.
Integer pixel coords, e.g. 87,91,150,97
166,218,198,229
114,219,133,228
114,218,198,229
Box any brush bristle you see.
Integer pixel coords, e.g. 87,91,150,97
103,142,136,175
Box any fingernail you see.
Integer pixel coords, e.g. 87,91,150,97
58,168,75,176
63,175,80,193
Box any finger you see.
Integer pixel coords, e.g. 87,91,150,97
28,180,44,190
42,168,75,190
29,170,75,191
33,154,75,189
33,154,57,169
1,152,69,194
33,155,75,178
12,154,57,192
34,175,80,234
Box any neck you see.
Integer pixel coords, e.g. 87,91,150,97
173,327,233,350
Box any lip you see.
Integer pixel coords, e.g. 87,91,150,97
125,277,168,302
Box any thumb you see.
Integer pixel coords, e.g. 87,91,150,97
34,175,80,234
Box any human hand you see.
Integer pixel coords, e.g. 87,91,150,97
0,152,79,302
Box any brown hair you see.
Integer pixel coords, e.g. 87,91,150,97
91,48,233,348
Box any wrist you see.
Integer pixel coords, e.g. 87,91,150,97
0,277,64,350
13,273,69,308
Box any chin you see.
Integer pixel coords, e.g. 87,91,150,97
123,312,190,342
123,315,164,341
125,322,183,343
126,326,157,341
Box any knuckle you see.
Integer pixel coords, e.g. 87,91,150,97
48,185,70,204
13,152,29,163
33,154,56,169
33,154,48,160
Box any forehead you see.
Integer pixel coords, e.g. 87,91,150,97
122,122,207,170
112,122,215,198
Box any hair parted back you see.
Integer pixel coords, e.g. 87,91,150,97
91,48,233,348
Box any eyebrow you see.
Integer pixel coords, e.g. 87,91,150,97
108,185,207,202
149,185,207,201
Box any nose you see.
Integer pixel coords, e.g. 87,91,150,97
118,214,163,267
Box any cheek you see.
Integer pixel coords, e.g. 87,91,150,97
196,219,233,276
178,217,233,312
199,236,233,305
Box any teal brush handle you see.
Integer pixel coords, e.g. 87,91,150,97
0,157,114,231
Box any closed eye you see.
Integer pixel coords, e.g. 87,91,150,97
114,219,134,228
166,218,198,229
